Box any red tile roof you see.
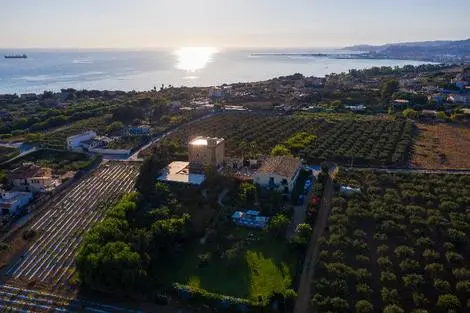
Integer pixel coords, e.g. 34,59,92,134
258,156,301,178
9,164,52,180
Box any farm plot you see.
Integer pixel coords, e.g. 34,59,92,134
412,123,470,169
148,113,327,157
39,116,110,149
6,162,140,286
0,284,139,313
155,114,415,167
312,170,470,313
299,119,415,167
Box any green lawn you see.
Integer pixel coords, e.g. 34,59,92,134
160,227,297,303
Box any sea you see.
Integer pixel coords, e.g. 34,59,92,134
0,48,433,94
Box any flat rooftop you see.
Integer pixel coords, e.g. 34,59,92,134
189,136,224,146
157,161,206,185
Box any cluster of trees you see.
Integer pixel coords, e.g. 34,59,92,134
348,64,447,79
312,170,470,312
300,119,415,166
77,171,192,293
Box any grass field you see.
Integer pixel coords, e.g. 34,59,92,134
412,123,470,169
160,227,297,303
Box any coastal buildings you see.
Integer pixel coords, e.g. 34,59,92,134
9,163,54,193
254,156,302,194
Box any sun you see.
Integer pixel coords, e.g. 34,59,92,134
174,47,218,72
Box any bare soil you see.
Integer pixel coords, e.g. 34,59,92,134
411,122,470,169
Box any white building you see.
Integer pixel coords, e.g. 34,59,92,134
345,104,366,112
254,156,302,194
0,190,33,215
67,131,97,151
9,163,54,193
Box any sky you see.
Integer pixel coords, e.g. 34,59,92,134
1,0,469,49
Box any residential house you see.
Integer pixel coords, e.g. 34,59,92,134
421,110,438,119
9,163,54,193
0,190,33,215
254,156,302,194
67,131,97,151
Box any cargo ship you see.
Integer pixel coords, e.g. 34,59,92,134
4,54,28,59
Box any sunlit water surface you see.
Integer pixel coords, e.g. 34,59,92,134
0,47,432,94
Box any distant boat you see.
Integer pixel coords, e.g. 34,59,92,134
4,54,27,59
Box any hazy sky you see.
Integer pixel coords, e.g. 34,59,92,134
1,0,469,49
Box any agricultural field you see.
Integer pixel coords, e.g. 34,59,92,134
4,162,140,288
152,113,415,167
312,170,470,313
299,119,415,167
412,123,470,169
155,113,323,157
0,284,140,313
37,116,110,149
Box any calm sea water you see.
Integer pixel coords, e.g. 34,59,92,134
0,48,431,94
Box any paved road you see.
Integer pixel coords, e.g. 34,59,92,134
350,167,470,175
1,146,38,165
294,175,334,313
288,187,312,238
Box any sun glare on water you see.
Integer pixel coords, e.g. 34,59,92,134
174,47,218,72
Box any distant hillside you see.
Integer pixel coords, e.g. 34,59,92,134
345,39,470,51
343,39,470,63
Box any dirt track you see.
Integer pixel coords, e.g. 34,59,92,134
294,175,334,313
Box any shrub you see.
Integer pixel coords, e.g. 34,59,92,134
433,279,451,292
453,268,470,280
436,294,461,310
356,300,374,313
394,245,414,258
445,251,464,264
424,263,444,277
456,281,470,293
402,274,424,289
381,288,399,305
268,214,289,239
356,283,373,297
383,304,405,313
380,272,397,284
